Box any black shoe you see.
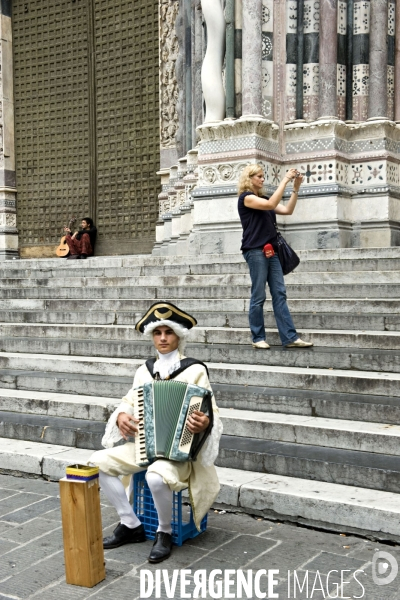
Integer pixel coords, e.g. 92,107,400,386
66,254,80,260
80,254,88,259
148,531,173,563
103,523,146,549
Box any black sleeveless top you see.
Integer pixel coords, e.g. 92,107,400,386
237,192,277,251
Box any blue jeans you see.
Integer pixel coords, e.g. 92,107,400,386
243,249,298,346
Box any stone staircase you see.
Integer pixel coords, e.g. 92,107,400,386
1,248,400,540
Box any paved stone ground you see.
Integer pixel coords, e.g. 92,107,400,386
0,473,400,600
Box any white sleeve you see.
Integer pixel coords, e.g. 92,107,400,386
101,367,146,449
100,401,135,449
199,395,223,467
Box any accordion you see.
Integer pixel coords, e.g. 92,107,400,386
131,380,213,467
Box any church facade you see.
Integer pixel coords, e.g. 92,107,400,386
0,0,399,258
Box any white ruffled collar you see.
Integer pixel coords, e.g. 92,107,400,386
153,348,181,379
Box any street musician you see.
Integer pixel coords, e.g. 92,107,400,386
90,302,222,563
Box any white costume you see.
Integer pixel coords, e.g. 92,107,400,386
90,349,223,531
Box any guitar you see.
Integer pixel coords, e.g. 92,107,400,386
56,216,77,257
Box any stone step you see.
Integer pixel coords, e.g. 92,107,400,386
1,283,400,299
0,388,116,420
2,246,400,270
1,270,400,288
0,410,105,450
215,383,400,425
3,256,400,278
2,371,400,425
0,370,131,400
0,297,398,316
1,323,400,350
0,310,396,331
0,352,399,397
220,408,400,456
0,337,399,373
1,438,400,539
0,437,95,479
217,435,400,493
217,467,400,541
0,298,248,313
1,402,399,462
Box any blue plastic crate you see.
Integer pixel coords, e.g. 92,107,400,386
133,471,207,546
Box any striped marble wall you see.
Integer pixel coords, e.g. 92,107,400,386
235,0,242,117
262,0,274,119
337,0,347,121
388,0,396,120
285,0,297,121
302,0,319,121
352,0,370,122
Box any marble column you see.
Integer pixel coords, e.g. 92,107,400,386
184,0,192,151
242,0,263,117
274,0,288,129
0,1,18,258
296,0,304,119
201,0,226,122
368,0,388,119
286,0,298,122
337,0,347,121
302,0,320,121
261,0,274,120
319,0,338,119
387,1,395,120
192,0,203,141
352,0,370,122
234,0,243,116
395,0,400,121
225,0,235,119
345,0,354,120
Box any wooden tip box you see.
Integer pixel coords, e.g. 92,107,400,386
59,464,105,588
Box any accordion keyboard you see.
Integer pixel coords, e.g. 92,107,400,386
132,387,148,466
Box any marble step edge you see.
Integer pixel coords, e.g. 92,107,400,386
3,377,400,426
2,399,400,457
0,437,399,540
0,370,400,425
0,352,399,395
3,277,400,290
0,298,399,314
0,324,399,350
217,435,400,495
0,387,118,421
3,286,400,301
1,271,400,286
219,408,400,456
3,259,400,279
1,246,400,267
2,338,400,376
2,257,400,276
0,409,106,451
0,311,397,332
214,467,400,541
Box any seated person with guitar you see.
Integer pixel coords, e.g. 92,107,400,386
63,217,97,259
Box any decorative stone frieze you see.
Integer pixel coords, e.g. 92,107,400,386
160,0,180,152
155,117,400,254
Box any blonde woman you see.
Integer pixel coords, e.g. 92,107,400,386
237,164,313,349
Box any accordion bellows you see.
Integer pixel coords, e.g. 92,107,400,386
133,380,213,467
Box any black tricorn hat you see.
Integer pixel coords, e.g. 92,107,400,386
135,301,197,334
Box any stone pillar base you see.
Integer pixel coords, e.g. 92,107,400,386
154,119,400,255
